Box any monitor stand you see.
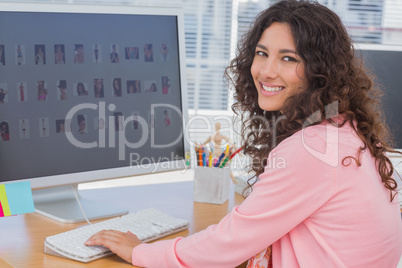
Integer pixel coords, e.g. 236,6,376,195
32,184,128,223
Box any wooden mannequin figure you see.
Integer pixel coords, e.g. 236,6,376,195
203,122,233,158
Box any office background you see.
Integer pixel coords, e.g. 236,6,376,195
0,2,400,266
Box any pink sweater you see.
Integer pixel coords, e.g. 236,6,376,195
132,120,402,267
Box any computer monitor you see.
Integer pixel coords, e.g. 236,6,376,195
355,43,402,181
355,44,402,150
0,3,189,223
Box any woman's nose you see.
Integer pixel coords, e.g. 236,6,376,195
260,58,278,79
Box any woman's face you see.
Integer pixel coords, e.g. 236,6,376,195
95,79,103,91
114,79,120,89
78,84,84,92
251,22,307,112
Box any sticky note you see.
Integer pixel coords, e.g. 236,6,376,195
0,181,35,217
0,184,11,216
0,200,4,217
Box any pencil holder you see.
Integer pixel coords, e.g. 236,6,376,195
193,167,231,204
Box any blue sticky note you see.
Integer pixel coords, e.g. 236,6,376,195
4,181,35,215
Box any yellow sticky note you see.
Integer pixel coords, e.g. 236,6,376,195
0,184,11,216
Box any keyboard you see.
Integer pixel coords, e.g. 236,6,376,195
44,208,189,263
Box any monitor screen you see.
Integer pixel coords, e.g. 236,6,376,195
356,44,402,150
0,3,189,222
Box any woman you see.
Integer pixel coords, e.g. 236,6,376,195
162,76,170,94
74,44,84,64
77,114,86,134
0,121,9,141
110,44,119,63
86,1,402,267
144,44,153,62
145,83,157,93
94,78,104,98
54,45,65,64
37,81,47,101
0,88,7,103
57,80,67,100
19,83,24,102
113,78,122,97
94,44,99,63
127,80,140,94
35,46,45,65
77,83,88,96
163,110,171,127
16,45,23,65
56,120,65,133
133,80,140,93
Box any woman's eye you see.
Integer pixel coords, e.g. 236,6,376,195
255,51,267,57
283,56,297,62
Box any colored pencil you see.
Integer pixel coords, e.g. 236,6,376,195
229,146,243,160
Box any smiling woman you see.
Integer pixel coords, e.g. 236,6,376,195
85,1,402,267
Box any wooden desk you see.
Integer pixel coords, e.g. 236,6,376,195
0,181,244,267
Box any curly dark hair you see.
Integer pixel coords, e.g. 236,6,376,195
226,0,399,200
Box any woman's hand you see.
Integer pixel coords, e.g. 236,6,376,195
85,230,143,263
